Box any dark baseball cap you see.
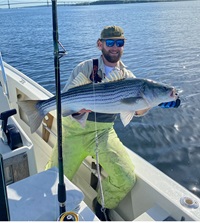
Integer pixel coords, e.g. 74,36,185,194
100,26,125,39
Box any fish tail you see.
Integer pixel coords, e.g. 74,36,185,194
17,100,45,133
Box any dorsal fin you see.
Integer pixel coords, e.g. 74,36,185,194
102,70,125,83
71,72,92,87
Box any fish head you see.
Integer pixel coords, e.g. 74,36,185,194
142,79,179,106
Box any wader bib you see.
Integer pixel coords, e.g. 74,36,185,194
46,59,136,209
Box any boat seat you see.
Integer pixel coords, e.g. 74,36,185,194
133,205,170,221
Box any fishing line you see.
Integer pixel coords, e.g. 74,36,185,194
92,80,107,221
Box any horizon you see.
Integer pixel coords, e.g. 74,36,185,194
0,0,94,9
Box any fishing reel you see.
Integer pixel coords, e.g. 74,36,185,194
58,212,79,221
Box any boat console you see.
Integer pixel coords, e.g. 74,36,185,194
0,109,33,184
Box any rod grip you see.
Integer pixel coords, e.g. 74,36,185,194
58,183,66,214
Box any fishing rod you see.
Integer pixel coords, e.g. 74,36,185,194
51,1,80,220
51,0,66,216
51,1,79,221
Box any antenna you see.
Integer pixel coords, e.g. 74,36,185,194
7,0,10,9
0,154,10,221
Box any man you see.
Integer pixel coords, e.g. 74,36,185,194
46,25,180,221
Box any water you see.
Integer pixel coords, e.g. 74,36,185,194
0,1,200,197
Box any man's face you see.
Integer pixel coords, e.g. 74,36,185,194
99,39,124,64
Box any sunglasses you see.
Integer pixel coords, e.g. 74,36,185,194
102,39,125,47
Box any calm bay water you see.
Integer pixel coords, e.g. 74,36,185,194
0,1,200,197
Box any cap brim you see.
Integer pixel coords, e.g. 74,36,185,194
102,36,126,39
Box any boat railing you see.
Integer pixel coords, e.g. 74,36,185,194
0,52,9,99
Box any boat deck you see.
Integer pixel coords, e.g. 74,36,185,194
7,167,98,221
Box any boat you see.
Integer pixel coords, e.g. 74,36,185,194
1,55,200,222
1,2,200,222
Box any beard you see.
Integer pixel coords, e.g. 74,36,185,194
102,48,123,63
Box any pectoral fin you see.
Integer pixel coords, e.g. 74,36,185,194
120,97,143,105
120,112,136,127
71,112,89,128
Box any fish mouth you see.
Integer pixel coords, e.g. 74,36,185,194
170,88,179,99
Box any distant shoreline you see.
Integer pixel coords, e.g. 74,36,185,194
76,0,194,6
0,0,195,9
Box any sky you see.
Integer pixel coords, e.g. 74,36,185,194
0,0,94,9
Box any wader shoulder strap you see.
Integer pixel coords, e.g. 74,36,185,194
90,59,102,83
93,58,98,69
88,58,118,123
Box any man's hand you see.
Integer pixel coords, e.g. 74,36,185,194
158,98,181,108
134,98,181,117
78,109,92,114
72,109,92,117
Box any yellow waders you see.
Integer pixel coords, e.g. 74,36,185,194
46,116,136,209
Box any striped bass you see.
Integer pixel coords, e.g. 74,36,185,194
17,72,179,133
